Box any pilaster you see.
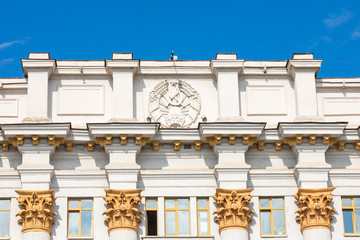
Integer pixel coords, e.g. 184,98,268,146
287,53,322,121
106,53,139,121
211,54,244,121
21,53,55,122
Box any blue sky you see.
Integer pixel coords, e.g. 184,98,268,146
1,0,360,78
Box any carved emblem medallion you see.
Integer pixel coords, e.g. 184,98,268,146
149,79,201,128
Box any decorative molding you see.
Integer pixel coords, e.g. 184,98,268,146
148,79,201,128
309,135,316,145
294,187,336,232
47,135,64,147
65,141,73,152
2,141,9,152
322,135,337,146
242,135,257,146
120,135,127,145
337,140,346,151
257,140,265,151
275,140,282,151
8,135,24,147
283,134,302,147
15,190,57,234
103,189,143,233
152,140,160,151
174,140,181,151
213,188,254,232
355,140,360,151
194,140,202,151
214,135,222,145
32,135,39,146
228,135,236,145
135,135,149,146
87,141,95,151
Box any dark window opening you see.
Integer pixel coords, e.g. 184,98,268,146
147,210,157,236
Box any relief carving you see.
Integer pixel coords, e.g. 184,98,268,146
149,79,201,128
103,189,143,233
16,190,57,234
294,187,336,231
213,188,254,232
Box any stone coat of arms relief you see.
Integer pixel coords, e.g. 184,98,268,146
149,79,201,128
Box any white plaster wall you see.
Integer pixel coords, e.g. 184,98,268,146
0,89,27,123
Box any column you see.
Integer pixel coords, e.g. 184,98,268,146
21,53,55,122
103,189,143,240
294,188,336,240
287,53,322,121
213,188,254,240
107,53,139,121
16,190,57,240
211,53,244,121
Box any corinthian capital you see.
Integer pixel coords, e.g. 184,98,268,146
294,187,336,231
15,190,57,234
213,188,254,232
103,189,144,233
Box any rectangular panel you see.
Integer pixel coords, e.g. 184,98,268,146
323,97,360,116
58,85,104,115
246,86,287,116
0,99,18,117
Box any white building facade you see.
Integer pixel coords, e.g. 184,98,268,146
0,52,359,240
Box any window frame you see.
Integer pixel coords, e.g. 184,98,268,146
197,198,210,236
259,197,286,236
67,198,94,237
0,199,10,238
164,198,191,236
342,197,360,235
145,198,158,236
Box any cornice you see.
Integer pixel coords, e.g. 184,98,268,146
21,59,56,76
199,122,265,138
0,123,71,138
278,122,346,138
87,123,159,139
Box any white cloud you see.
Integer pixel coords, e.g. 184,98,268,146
320,35,333,43
323,10,352,28
352,31,360,40
0,38,29,50
0,58,14,64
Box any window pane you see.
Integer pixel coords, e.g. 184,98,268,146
261,211,271,234
260,199,270,208
178,199,189,209
0,200,10,209
81,200,92,209
147,200,157,209
69,212,79,235
69,200,79,209
355,209,360,233
166,200,175,209
343,198,352,207
343,210,354,234
198,199,208,208
273,209,285,235
198,210,208,235
272,198,283,208
178,210,190,235
81,210,92,236
166,211,176,235
355,198,360,208
0,211,9,237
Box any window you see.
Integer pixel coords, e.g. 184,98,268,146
68,199,93,237
342,197,360,234
0,200,10,237
197,198,210,236
165,198,190,236
259,198,286,236
146,198,158,236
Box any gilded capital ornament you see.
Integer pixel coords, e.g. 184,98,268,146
294,187,336,231
103,189,144,233
15,190,57,234
213,188,254,232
